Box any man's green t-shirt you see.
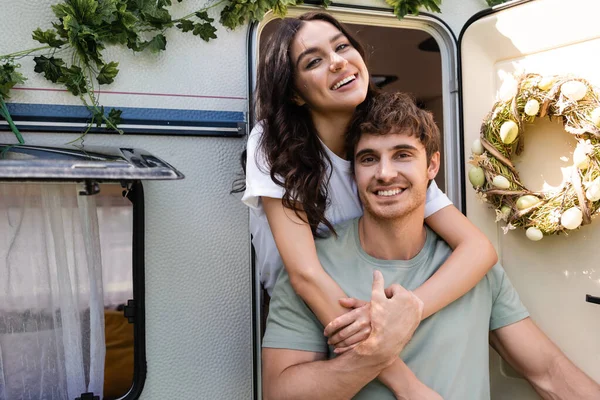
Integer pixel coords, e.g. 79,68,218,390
263,218,529,400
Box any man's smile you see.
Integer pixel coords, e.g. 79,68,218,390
375,188,405,197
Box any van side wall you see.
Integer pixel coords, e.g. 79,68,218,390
0,0,484,398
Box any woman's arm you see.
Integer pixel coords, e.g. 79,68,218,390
262,197,440,399
262,196,358,324
418,204,497,319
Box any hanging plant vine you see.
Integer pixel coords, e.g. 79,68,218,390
0,0,442,144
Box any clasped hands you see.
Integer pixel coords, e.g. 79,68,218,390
324,271,423,362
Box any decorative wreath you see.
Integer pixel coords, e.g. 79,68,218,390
468,73,600,241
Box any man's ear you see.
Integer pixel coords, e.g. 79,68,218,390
292,92,306,106
427,151,441,180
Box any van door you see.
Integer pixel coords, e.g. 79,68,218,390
460,0,600,398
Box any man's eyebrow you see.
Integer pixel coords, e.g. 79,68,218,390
391,144,418,152
355,148,375,159
295,32,345,68
355,143,418,159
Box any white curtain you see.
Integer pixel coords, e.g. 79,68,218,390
0,184,106,400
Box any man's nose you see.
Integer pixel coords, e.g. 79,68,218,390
376,158,396,182
329,52,348,72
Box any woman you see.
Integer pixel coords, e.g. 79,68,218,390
241,12,497,398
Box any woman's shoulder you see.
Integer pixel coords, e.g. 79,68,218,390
249,121,265,137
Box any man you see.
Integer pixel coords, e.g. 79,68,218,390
261,92,600,400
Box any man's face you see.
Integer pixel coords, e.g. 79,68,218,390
354,131,440,221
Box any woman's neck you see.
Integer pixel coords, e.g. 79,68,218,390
310,110,353,158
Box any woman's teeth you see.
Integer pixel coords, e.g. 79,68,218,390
332,75,356,90
377,188,403,197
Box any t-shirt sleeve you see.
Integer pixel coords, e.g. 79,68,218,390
241,123,285,209
424,180,453,218
262,270,329,354
489,265,529,331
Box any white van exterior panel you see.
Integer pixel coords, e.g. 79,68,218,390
461,1,600,398
0,0,248,113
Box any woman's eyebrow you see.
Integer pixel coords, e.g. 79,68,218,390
295,32,345,67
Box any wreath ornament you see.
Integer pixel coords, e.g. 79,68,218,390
468,73,600,241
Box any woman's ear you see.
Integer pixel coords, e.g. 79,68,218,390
292,92,306,106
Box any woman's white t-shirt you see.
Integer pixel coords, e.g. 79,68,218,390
241,124,452,295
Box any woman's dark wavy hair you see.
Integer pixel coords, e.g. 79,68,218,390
234,12,378,236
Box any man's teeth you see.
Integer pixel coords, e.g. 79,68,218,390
332,75,356,90
377,188,403,197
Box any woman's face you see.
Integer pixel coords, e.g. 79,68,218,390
290,20,370,115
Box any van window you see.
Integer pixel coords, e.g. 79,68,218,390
0,182,143,400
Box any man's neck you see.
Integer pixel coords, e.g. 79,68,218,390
358,209,427,261
310,109,353,158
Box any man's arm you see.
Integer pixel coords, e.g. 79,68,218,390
262,348,390,400
262,271,424,400
490,317,600,399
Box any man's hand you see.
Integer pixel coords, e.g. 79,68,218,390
356,270,423,367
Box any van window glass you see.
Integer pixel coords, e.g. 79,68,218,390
0,183,137,400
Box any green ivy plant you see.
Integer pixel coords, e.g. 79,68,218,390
0,0,223,143
0,0,444,144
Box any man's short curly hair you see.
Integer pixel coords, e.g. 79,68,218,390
347,92,441,165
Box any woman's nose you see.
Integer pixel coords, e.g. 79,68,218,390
329,52,348,72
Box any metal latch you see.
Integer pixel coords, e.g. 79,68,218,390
586,294,600,305
124,299,136,323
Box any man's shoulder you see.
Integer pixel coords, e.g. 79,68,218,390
424,227,453,260
315,219,357,251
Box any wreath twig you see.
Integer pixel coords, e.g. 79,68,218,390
468,73,600,241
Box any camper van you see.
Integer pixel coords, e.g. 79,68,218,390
0,0,599,398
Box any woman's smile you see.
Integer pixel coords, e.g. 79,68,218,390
331,74,357,91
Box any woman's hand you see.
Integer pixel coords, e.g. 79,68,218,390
324,297,372,354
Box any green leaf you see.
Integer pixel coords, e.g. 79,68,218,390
273,0,303,17
51,2,76,20
0,63,27,99
92,106,105,127
220,0,273,30
321,0,331,7
97,61,119,85
63,15,105,65
126,32,144,51
32,28,67,48
93,0,120,25
144,33,167,53
60,0,98,25
107,108,123,126
386,0,442,19
52,21,69,39
33,56,65,83
177,19,194,32
58,65,88,96
138,0,173,27
195,11,214,23
192,22,217,42
117,4,139,29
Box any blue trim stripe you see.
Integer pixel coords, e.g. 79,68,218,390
6,102,243,124
2,103,246,137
